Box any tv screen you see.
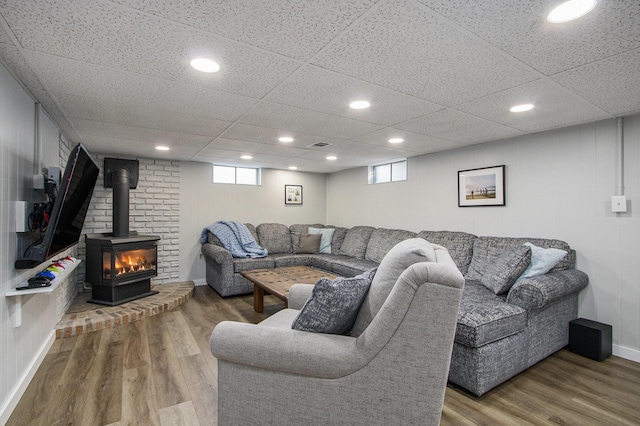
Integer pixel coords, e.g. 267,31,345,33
15,143,100,269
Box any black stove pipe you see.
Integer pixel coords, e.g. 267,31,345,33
112,167,130,237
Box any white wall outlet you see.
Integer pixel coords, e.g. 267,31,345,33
611,195,627,213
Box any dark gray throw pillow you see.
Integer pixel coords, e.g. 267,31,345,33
295,233,321,254
291,268,377,335
481,245,531,294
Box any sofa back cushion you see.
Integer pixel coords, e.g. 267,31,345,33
336,226,375,259
465,236,574,281
326,226,348,252
365,228,417,263
289,224,325,252
256,223,292,254
417,230,477,275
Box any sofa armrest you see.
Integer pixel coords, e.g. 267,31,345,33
201,242,233,265
506,269,588,310
288,284,315,309
210,321,365,378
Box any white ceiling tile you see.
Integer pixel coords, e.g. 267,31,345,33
311,0,539,106
351,127,454,152
397,109,526,144
25,52,258,122
79,134,200,160
456,79,611,132
265,65,443,126
418,0,640,76
59,94,232,138
209,138,311,158
1,0,301,98
239,102,383,139
73,119,214,148
111,0,378,61
221,123,342,150
551,49,640,117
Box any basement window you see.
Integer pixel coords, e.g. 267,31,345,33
213,165,261,185
368,160,407,184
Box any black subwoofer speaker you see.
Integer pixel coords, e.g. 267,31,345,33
569,318,612,361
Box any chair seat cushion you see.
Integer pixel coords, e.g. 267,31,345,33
456,280,527,348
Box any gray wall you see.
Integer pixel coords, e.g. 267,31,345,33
0,62,77,422
179,162,327,282
327,116,640,362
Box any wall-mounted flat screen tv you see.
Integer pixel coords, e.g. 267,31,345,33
15,143,100,269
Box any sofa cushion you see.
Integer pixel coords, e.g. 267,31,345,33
481,245,531,294
291,268,376,335
256,223,293,254
337,226,375,259
365,228,417,262
309,227,336,254
271,254,313,268
351,238,436,337
326,226,348,252
296,234,322,254
289,224,325,252
456,280,527,348
465,236,572,281
233,257,275,273
417,230,477,275
329,256,379,278
517,242,567,281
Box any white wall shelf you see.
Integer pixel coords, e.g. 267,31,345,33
5,259,81,327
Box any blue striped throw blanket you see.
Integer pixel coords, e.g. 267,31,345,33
200,221,268,258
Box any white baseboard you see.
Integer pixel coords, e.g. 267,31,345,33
0,330,56,424
613,344,640,363
193,278,208,287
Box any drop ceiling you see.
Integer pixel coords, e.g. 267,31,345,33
0,0,638,173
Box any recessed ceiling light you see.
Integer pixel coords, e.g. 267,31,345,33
241,155,253,160
155,145,170,151
279,137,294,143
326,156,337,161
510,103,534,113
388,138,404,144
288,166,298,170
349,100,370,110
547,0,597,23
190,57,220,73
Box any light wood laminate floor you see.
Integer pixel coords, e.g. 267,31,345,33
8,286,640,425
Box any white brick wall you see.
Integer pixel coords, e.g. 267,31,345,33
78,155,180,287
57,136,79,316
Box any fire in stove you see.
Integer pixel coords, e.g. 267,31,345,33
103,248,157,279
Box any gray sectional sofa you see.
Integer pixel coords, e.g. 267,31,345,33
201,223,589,396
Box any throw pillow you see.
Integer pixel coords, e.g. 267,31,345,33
295,233,322,254
480,245,531,294
517,242,567,281
308,227,336,254
350,238,436,337
291,268,377,335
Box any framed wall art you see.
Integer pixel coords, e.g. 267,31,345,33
458,165,505,207
285,185,303,205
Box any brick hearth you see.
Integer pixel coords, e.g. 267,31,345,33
55,281,194,338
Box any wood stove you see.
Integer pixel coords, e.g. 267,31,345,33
85,158,161,306
86,233,159,305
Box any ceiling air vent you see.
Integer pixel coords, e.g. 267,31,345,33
307,142,332,148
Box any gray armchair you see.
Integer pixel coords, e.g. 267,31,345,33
210,241,464,425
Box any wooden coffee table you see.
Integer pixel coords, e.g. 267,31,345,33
241,266,339,312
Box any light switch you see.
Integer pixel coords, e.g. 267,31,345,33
611,195,627,213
